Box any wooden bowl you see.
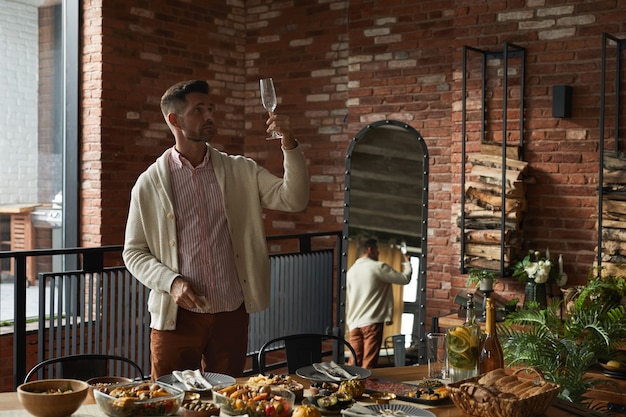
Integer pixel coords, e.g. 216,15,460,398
17,379,89,417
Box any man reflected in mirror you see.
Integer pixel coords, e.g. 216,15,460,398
346,238,412,368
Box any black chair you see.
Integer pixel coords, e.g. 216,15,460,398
24,354,145,383
257,333,358,375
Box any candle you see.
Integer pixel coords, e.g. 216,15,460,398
559,254,563,275
546,247,550,260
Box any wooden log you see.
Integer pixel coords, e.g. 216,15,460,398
603,151,626,170
480,143,520,160
601,188,626,199
460,205,521,230
469,165,524,189
464,242,513,261
601,215,626,223
593,261,626,277
601,227,626,243
464,257,512,271
602,216,626,229
464,203,520,219
598,252,626,264
465,186,524,213
463,203,523,225
462,219,520,231
466,180,526,198
603,169,626,185
464,229,521,246
469,153,529,173
603,198,626,216
601,239,626,255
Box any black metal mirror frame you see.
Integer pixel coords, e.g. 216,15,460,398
338,119,429,363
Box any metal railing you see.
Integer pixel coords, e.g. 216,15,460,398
1,231,342,389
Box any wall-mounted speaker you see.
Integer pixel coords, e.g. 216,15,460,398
552,85,572,118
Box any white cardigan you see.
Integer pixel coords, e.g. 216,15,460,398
122,144,309,330
346,257,412,330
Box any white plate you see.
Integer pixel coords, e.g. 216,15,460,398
296,364,371,382
364,404,436,417
156,371,235,392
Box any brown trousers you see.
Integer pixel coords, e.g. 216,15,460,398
349,323,384,369
150,304,249,379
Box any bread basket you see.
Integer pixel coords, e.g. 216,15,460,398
447,367,560,417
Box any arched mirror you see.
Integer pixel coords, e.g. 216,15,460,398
339,120,429,364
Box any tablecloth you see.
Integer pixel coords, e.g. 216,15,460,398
0,404,104,416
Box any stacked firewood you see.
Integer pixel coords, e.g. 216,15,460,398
597,150,626,276
462,143,529,271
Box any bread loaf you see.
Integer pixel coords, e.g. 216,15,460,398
477,368,507,386
493,375,519,390
506,380,535,397
466,368,550,403
449,368,561,417
518,381,554,399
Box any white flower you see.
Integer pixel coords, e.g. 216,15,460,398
524,259,552,283
516,250,556,284
535,260,552,284
524,263,539,279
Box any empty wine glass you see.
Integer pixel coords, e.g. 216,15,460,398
259,78,282,139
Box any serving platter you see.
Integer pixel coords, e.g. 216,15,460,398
296,365,371,382
601,367,626,380
598,357,626,379
363,378,449,406
363,404,436,417
301,397,353,415
156,371,235,392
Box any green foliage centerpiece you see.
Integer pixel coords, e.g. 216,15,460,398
500,268,626,408
512,250,559,309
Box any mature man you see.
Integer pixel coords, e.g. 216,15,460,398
123,79,309,378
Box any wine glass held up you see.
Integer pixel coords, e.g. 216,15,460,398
259,78,283,140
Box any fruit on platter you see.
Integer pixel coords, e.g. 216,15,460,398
337,379,365,399
292,405,321,417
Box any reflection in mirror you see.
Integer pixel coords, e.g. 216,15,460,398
340,120,429,364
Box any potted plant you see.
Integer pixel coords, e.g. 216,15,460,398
466,268,498,292
500,268,626,410
504,298,519,315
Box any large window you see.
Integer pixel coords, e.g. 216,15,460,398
0,0,78,284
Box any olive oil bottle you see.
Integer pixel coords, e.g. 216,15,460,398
479,297,504,373
447,293,481,382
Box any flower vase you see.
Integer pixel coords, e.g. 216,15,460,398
523,279,547,309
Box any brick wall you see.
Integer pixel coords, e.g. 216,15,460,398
84,0,626,322
2,0,626,393
0,331,40,391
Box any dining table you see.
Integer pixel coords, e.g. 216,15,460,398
0,365,623,416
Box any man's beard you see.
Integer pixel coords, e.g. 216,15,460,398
183,125,215,142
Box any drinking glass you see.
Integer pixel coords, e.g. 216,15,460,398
427,332,448,380
259,78,282,139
